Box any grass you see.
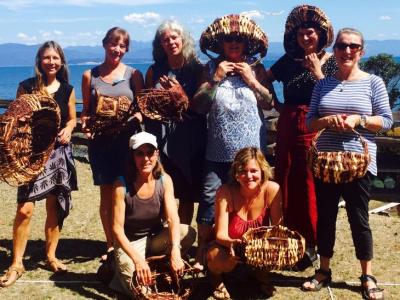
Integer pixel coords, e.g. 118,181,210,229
0,160,399,299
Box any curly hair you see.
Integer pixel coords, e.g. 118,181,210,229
229,147,273,187
34,41,69,92
152,19,199,65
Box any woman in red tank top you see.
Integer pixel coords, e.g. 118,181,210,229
206,147,282,299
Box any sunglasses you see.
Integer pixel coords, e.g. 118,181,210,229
334,42,362,52
223,35,244,43
133,149,156,158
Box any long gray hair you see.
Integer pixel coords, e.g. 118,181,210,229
152,19,199,65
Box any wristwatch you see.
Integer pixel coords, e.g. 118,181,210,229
360,115,369,128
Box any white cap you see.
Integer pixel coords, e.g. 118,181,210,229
129,132,158,150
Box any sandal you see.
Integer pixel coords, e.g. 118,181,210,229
301,268,332,291
212,282,231,300
46,258,67,273
360,274,384,300
0,266,25,287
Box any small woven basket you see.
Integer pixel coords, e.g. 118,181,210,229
239,225,305,271
0,93,60,186
137,85,189,123
129,255,196,300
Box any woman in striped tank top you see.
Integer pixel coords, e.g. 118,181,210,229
302,28,392,300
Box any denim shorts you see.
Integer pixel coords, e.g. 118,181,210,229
196,160,231,225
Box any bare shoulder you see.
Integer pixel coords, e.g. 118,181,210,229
161,172,173,186
265,180,280,196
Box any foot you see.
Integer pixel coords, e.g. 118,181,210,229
0,265,25,287
46,258,67,273
212,282,231,300
360,274,384,300
302,268,332,291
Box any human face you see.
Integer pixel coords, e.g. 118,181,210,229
334,33,364,69
40,48,62,78
296,27,319,55
161,29,183,58
133,144,159,175
104,37,127,65
222,35,245,62
235,159,262,190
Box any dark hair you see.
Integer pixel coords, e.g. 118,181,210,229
229,147,272,187
102,27,130,52
296,25,325,52
124,147,164,191
34,40,69,92
334,27,365,48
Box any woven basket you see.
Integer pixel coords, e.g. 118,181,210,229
239,225,305,271
137,85,189,123
129,255,196,300
0,93,60,186
308,129,370,184
87,93,137,137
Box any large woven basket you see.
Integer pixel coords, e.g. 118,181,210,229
239,225,305,271
0,93,60,186
308,129,370,184
129,255,196,300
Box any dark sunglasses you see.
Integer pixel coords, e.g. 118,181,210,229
223,35,244,43
334,42,362,52
133,149,156,158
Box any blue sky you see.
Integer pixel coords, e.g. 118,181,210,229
0,0,399,46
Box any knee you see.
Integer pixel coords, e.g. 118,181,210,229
180,225,196,252
16,204,34,220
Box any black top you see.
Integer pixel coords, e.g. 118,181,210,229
19,77,73,129
270,54,337,105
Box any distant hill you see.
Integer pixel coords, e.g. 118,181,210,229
1,40,400,67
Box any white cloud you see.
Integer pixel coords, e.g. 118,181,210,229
266,10,285,16
17,32,37,42
53,30,63,35
124,12,161,26
241,10,264,20
379,16,391,21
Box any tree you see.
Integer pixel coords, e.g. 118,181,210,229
361,54,400,108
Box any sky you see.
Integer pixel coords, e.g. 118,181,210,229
0,0,399,46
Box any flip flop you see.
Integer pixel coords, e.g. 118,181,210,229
0,266,25,287
46,258,67,273
212,282,231,300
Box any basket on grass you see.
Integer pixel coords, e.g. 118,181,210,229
0,93,60,186
308,128,370,184
137,85,189,123
86,92,138,137
129,255,196,300
239,225,305,271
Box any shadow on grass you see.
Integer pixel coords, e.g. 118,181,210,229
0,238,116,299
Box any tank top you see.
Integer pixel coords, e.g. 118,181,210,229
89,65,135,115
123,177,165,241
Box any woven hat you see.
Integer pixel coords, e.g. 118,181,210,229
200,14,268,59
0,93,60,186
284,5,333,59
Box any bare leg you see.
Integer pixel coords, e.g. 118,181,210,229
302,256,331,290
194,224,214,270
360,260,384,300
100,184,114,252
178,201,194,225
0,202,34,286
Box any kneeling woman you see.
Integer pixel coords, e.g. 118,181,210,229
110,131,196,296
207,147,283,299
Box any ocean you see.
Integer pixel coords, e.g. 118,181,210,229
0,61,284,114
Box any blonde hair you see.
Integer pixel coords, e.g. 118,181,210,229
230,147,272,186
334,27,364,48
152,19,199,65
34,41,69,92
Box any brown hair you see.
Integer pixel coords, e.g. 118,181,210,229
34,40,69,92
229,147,272,186
124,147,164,191
102,27,130,52
334,27,365,48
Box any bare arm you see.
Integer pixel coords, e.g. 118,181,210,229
130,69,145,123
162,173,184,275
112,180,152,285
265,69,283,112
144,67,154,89
81,70,92,137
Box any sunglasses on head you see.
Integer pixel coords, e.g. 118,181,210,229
334,42,362,52
223,35,244,43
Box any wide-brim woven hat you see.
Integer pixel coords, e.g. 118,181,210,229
284,5,333,59
200,14,268,59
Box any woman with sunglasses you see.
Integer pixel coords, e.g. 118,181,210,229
265,5,337,270
144,20,206,227
192,14,274,270
109,131,196,296
302,28,392,300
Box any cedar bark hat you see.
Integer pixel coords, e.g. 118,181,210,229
200,14,268,59
284,5,333,59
